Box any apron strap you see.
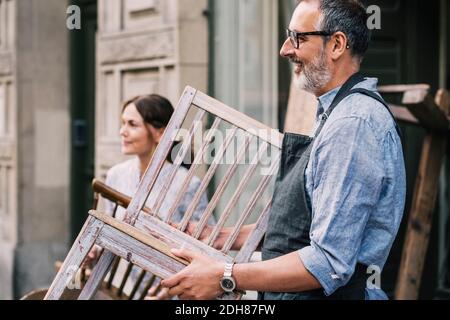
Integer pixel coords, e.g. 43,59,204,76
348,88,403,139
324,72,366,118
314,72,365,137
314,73,403,140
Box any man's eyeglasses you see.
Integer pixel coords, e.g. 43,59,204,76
286,29,332,49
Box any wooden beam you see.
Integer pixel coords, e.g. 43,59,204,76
395,133,448,300
396,90,450,300
403,90,449,132
435,89,450,115
436,89,450,157
379,84,430,94
389,104,420,125
389,104,449,127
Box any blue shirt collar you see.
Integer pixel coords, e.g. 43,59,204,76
316,86,342,120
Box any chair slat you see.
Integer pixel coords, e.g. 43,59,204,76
235,200,272,263
106,256,121,289
179,127,238,232
153,110,207,215
138,274,157,300
165,117,222,223
117,262,133,297
112,203,119,219
208,142,269,247
129,269,146,300
193,134,253,239
222,155,280,253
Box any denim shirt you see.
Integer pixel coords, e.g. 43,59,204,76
299,78,406,300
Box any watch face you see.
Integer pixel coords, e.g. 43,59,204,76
223,279,234,290
221,277,236,292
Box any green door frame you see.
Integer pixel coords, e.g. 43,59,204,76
69,0,97,241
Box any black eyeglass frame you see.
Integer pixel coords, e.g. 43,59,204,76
286,28,333,49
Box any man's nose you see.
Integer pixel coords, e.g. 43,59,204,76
280,38,293,58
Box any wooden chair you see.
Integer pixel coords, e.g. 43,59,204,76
44,86,283,300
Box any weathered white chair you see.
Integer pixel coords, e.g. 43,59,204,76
44,86,283,300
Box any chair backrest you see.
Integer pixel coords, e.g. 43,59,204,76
44,86,283,301
119,86,283,299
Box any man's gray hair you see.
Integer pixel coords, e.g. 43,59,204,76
315,0,371,61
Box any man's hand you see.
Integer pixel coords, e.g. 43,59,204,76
161,248,225,300
184,223,213,243
170,222,241,250
170,222,226,250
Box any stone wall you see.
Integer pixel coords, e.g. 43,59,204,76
0,0,208,299
2,0,70,298
0,0,17,300
96,0,208,179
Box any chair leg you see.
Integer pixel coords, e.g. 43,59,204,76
44,216,104,300
78,251,116,300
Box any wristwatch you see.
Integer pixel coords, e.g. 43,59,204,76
220,263,237,293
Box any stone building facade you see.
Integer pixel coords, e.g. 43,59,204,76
0,0,210,299
0,0,448,300
95,0,208,179
0,0,71,299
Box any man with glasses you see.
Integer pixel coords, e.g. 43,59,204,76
161,0,406,300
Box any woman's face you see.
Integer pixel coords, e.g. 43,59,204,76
120,103,157,157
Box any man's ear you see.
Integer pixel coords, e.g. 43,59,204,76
329,31,348,60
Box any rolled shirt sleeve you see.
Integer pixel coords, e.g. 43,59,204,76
299,116,385,296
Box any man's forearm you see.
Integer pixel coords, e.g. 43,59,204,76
233,252,322,293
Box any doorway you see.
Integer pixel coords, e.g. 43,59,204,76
69,0,97,241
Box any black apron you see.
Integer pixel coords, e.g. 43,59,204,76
260,73,401,300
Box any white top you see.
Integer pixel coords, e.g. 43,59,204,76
104,158,212,224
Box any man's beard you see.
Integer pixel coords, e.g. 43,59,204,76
292,49,332,95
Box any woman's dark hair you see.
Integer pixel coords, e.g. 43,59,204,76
122,94,174,129
122,94,192,167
